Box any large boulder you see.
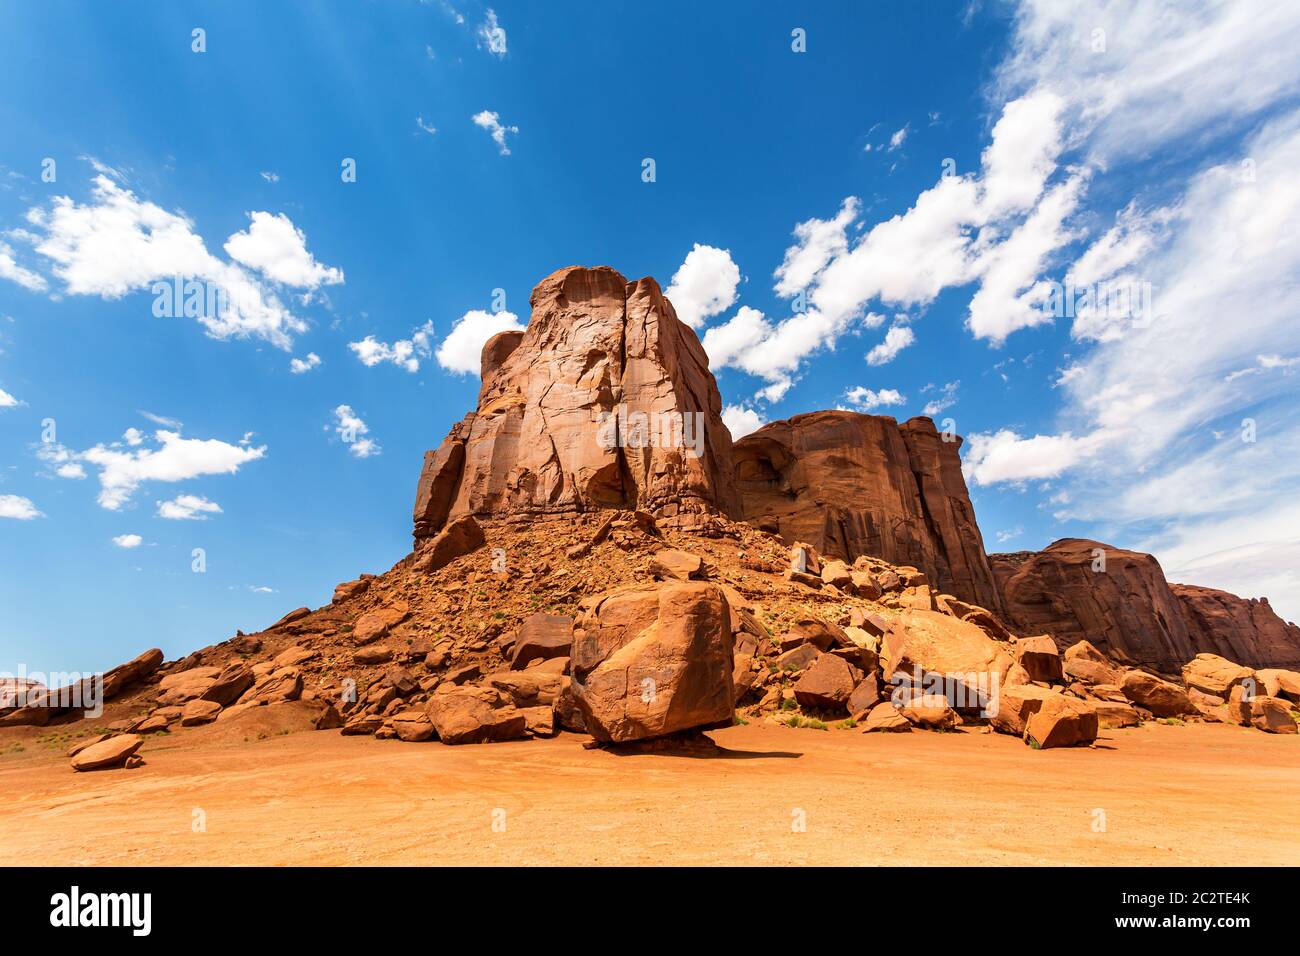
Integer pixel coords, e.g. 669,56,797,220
70,734,143,771
1250,696,1298,734
899,694,960,730
1012,635,1063,683
1062,640,1124,686
1120,670,1195,718
733,411,1004,612
990,683,1056,737
510,614,574,670
411,266,742,545
1025,696,1098,749
413,515,486,573
424,686,528,744
793,654,862,711
1256,668,1300,702
1180,653,1256,698
880,608,1011,712
571,582,734,743
201,663,255,707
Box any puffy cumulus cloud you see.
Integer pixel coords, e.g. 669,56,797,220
0,494,42,520
888,124,909,152
349,321,435,373
11,172,334,349
52,428,267,510
155,493,222,520
772,198,859,298
665,244,741,329
472,110,518,155
289,352,321,374
112,533,143,548
223,211,343,290
722,404,765,439
0,241,46,292
780,90,1070,349
865,325,915,366
962,429,1103,486
436,309,523,375
0,385,23,408
702,303,864,402
333,404,380,458
843,386,905,411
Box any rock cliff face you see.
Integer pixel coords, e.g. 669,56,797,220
732,411,1004,613
992,539,1300,670
413,266,741,546
991,539,1191,669
1172,584,1300,669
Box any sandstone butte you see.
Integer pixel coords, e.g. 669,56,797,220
5,265,1299,763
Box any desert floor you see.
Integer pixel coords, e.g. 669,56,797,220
2,713,1296,866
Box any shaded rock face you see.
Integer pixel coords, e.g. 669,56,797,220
993,539,1300,671
992,539,1193,670
414,266,740,546
733,410,1003,613
1171,584,1300,669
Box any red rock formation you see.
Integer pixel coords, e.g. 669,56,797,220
992,539,1200,671
1171,584,1300,669
732,410,1004,613
414,266,740,546
992,539,1300,671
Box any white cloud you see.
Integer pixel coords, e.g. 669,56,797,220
333,405,380,458
962,428,1102,486
56,462,86,479
122,427,144,446
843,386,905,411
416,116,437,136
665,244,741,329
921,381,959,417
478,9,507,56
18,173,318,349
289,352,321,374
68,428,266,510
0,494,42,520
0,386,23,408
156,493,222,520
0,241,46,291
865,325,915,366
260,171,280,184
140,410,182,428
722,404,765,439
888,124,909,151
996,0,1300,166
112,533,143,548
773,198,859,298
349,321,435,373
472,110,518,155
223,211,343,290
436,310,523,375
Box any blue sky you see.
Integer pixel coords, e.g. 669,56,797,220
3,0,1300,674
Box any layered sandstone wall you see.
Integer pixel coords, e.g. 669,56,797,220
732,410,1004,613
